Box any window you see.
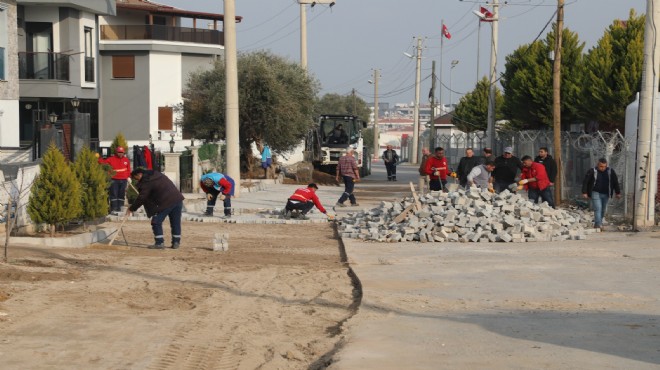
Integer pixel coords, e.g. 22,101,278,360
0,6,7,80
158,106,173,130
84,27,94,82
112,55,134,79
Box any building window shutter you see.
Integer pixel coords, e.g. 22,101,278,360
112,55,134,79
158,106,173,130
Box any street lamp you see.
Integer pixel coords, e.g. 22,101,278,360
169,132,175,153
450,60,459,109
49,112,58,125
71,96,80,112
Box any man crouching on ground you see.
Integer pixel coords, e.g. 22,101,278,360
285,183,332,220
127,168,184,250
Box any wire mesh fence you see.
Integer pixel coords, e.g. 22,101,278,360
401,129,635,219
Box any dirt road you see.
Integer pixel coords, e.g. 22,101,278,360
0,222,355,369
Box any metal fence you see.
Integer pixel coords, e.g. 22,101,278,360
401,130,634,218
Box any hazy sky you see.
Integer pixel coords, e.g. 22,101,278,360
161,0,646,107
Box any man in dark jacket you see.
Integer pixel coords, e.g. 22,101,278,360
382,145,399,181
456,148,480,188
492,146,523,193
534,147,557,184
127,169,185,249
581,158,622,229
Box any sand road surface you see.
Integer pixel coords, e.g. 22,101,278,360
0,222,356,369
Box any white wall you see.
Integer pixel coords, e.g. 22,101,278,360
148,52,183,136
0,100,19,147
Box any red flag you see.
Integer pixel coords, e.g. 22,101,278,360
480,6,494,22
442,24,451,39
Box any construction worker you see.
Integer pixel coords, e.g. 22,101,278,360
519,155,554,207
581,158,622,229
127,169,184,249
97,146,131,215
493,146,522,193
418,148,431,195
425,147,449,191
382,145,399,181
467,160,496,191
200,172,234,218
456,148,480,188
284,183,331,220
335,149,360,207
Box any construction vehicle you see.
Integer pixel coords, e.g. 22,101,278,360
304,114,372,177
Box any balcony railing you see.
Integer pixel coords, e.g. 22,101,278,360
85,56,94,82
101,25,224,45
18,52,70,81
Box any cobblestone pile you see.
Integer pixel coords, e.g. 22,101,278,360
339,188,597,243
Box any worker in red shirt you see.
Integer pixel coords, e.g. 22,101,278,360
519,155,554,208
97,146,131,214
284,183,332,220
425,147,449,191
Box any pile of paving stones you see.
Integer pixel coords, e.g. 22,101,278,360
338,188,597,243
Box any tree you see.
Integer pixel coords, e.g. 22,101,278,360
452,77,504,132
500,27,585,130
27,144,82,236
314,93,371,123
111,132,128,153
182,51,320,170
73,147,109,225
581,10,644,131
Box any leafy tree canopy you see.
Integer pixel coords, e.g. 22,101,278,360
314,92,371,123
181,50,320,168
501,26,585,130
452,77,504,132
581,9,644,131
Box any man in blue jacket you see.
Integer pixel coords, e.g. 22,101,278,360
200,172,234,218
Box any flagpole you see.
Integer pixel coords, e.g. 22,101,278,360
439,19,444,117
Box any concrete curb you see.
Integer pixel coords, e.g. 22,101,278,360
9,227,118,248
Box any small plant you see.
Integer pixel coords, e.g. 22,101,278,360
27,144,82,236
73,147,110,226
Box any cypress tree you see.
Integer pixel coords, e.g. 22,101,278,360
28,144,82,236
110,132,128,154
73,146,109,224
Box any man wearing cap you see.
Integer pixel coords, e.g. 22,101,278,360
98,146,131,214
200,172,234,218
284,183,331,220
493,146,522,193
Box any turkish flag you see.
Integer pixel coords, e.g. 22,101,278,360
442,24,451,39
480,7,494,22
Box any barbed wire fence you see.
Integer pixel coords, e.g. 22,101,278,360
401,129,637,219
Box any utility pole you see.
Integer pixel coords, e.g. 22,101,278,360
552,0,564,205
299,1,308,71
351,88,357,114
429,60,436,150
224,0,240,196
634,0,660,230
372,69,380,159
486,0,499,149
412,36,422,165
298,1,335,71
